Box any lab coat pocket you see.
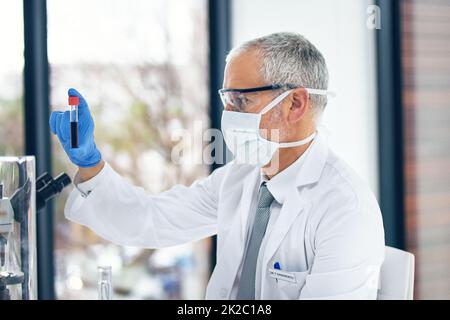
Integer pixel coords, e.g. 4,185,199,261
270,269,308,300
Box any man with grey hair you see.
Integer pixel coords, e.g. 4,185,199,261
53,32,385,300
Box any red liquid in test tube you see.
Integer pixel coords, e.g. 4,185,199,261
69,96,79,148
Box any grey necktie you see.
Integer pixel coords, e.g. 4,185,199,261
236,182,275,300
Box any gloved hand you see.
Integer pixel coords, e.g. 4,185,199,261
49,88,102,168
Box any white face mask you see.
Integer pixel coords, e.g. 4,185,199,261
221,88,329,167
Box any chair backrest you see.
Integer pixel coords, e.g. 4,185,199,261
377,246,415,300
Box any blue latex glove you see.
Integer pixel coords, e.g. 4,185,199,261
49,88,102,167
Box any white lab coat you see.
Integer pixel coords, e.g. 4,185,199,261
65,132,385,299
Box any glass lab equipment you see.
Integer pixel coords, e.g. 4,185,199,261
0,156,37,300
69,96,79,148
98,266,112,300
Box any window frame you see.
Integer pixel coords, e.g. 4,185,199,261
375,0,406,250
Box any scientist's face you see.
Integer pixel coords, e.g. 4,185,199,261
222,49,311,143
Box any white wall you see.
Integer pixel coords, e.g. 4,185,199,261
231,0,379,198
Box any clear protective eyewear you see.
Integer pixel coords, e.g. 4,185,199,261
218,84,289,113
218,84,332,113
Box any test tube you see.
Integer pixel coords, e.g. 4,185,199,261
97,266,112,300
68,96,79,148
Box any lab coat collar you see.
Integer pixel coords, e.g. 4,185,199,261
262,131,328,204
262,143,310,205
294,130,328,187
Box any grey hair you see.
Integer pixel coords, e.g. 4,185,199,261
226,32,329,116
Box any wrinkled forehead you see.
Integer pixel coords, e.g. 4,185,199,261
223,49,266,89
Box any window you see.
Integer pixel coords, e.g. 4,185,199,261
47,0,210,299
0,0,24,156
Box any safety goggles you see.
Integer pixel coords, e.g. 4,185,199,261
218,84,294,113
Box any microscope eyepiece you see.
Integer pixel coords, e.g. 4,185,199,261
53,173,72,192
36,173,72,211
36,173,53,192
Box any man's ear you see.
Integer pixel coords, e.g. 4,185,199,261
287,88,309,124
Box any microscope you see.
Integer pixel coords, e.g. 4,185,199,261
0,157,71,300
